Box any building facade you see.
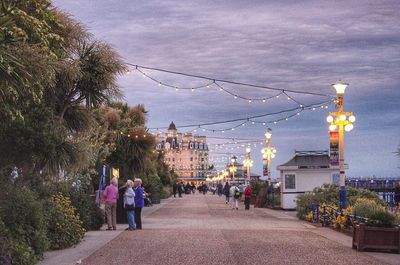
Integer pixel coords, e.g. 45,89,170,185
155,122,211,183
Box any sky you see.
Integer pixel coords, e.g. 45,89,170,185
54,0,400,178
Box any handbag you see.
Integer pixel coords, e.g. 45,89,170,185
125,204,135,210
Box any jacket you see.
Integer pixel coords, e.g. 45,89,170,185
124,187,135,208
134,186,144,208
244,187,253,197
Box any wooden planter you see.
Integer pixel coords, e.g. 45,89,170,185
352,224,400,253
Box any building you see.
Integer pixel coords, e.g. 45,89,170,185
155,122,211,184
277,151,341,210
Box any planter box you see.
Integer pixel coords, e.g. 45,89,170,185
352,224,400,253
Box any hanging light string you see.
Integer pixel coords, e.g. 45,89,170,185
133,66,319,105
150,98,332,133
127,64,333,97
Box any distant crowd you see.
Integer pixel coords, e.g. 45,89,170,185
172,181,253,210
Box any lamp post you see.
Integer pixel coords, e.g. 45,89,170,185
326,81,355,210
229,156,237,185
261,128,276,184
243,147,254,186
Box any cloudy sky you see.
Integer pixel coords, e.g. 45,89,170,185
54,0,400,178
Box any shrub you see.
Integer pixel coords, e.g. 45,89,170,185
45,193,85,249
34,183,104,231
0,220,12,265
68,191,104,231
352,198,400,228
0,186,49,264
296,184,384,220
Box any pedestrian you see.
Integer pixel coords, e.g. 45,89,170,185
223,182,231,204
217,182,223,196
124,180,136,231
191,183,196,195
178,181,183,197
244,185,253,210
172,182,178,197
230,185,241,210
133,178,144,230
103,177,119,230
202,182,207,195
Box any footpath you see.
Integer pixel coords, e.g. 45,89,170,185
38,199,169,265
39,195,399,265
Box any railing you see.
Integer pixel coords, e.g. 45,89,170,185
311,203,367,228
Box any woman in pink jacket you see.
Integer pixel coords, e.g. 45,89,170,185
103,177,119,230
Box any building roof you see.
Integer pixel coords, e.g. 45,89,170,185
278,150,331,169
168,121,177,131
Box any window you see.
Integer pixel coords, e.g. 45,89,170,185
190,157,193,162
285,174,296,189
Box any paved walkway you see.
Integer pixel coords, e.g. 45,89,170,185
80,194,399,265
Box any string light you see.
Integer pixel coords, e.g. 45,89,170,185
131,65,332,105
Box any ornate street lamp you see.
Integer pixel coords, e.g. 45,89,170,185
327,81,355,210
243,147,254,186
229,156,238,185
261,128,277,183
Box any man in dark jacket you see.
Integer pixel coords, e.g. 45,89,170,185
172,182,178,197
133,178,144,229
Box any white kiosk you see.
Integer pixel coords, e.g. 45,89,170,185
277,151,341,210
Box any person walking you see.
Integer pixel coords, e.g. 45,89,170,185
124,180,136,231
178,181,183,197
172,182,178,197
244,185,253,210
201,182,208,195
231,185,241,210
133,178,144,230
103,177,119,230
191,183,196,195
223,182,231,204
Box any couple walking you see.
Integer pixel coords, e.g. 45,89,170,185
223,182,253,210
103,177,144,231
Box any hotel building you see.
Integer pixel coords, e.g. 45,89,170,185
155,122,211,183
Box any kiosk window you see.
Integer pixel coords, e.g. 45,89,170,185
285,174,296,189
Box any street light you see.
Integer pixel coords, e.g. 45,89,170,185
229,156,238,185
327,81,355,210
243,147,254,186
261,128,277,183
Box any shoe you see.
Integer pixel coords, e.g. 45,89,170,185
106,227,113,231
226,202,228,204
113,227,117,230
236,208,238,210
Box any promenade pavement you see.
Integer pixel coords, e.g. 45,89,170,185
80,194,399,265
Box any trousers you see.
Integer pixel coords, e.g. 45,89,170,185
105,202,117,229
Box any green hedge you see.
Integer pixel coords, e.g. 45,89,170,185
0,186,49,265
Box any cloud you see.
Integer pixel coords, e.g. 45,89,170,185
53,0,400,176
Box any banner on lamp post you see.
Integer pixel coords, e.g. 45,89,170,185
262,158,268,178
330,131,339,166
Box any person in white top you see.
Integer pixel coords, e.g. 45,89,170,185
230,185,241,210
124,180,136,231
